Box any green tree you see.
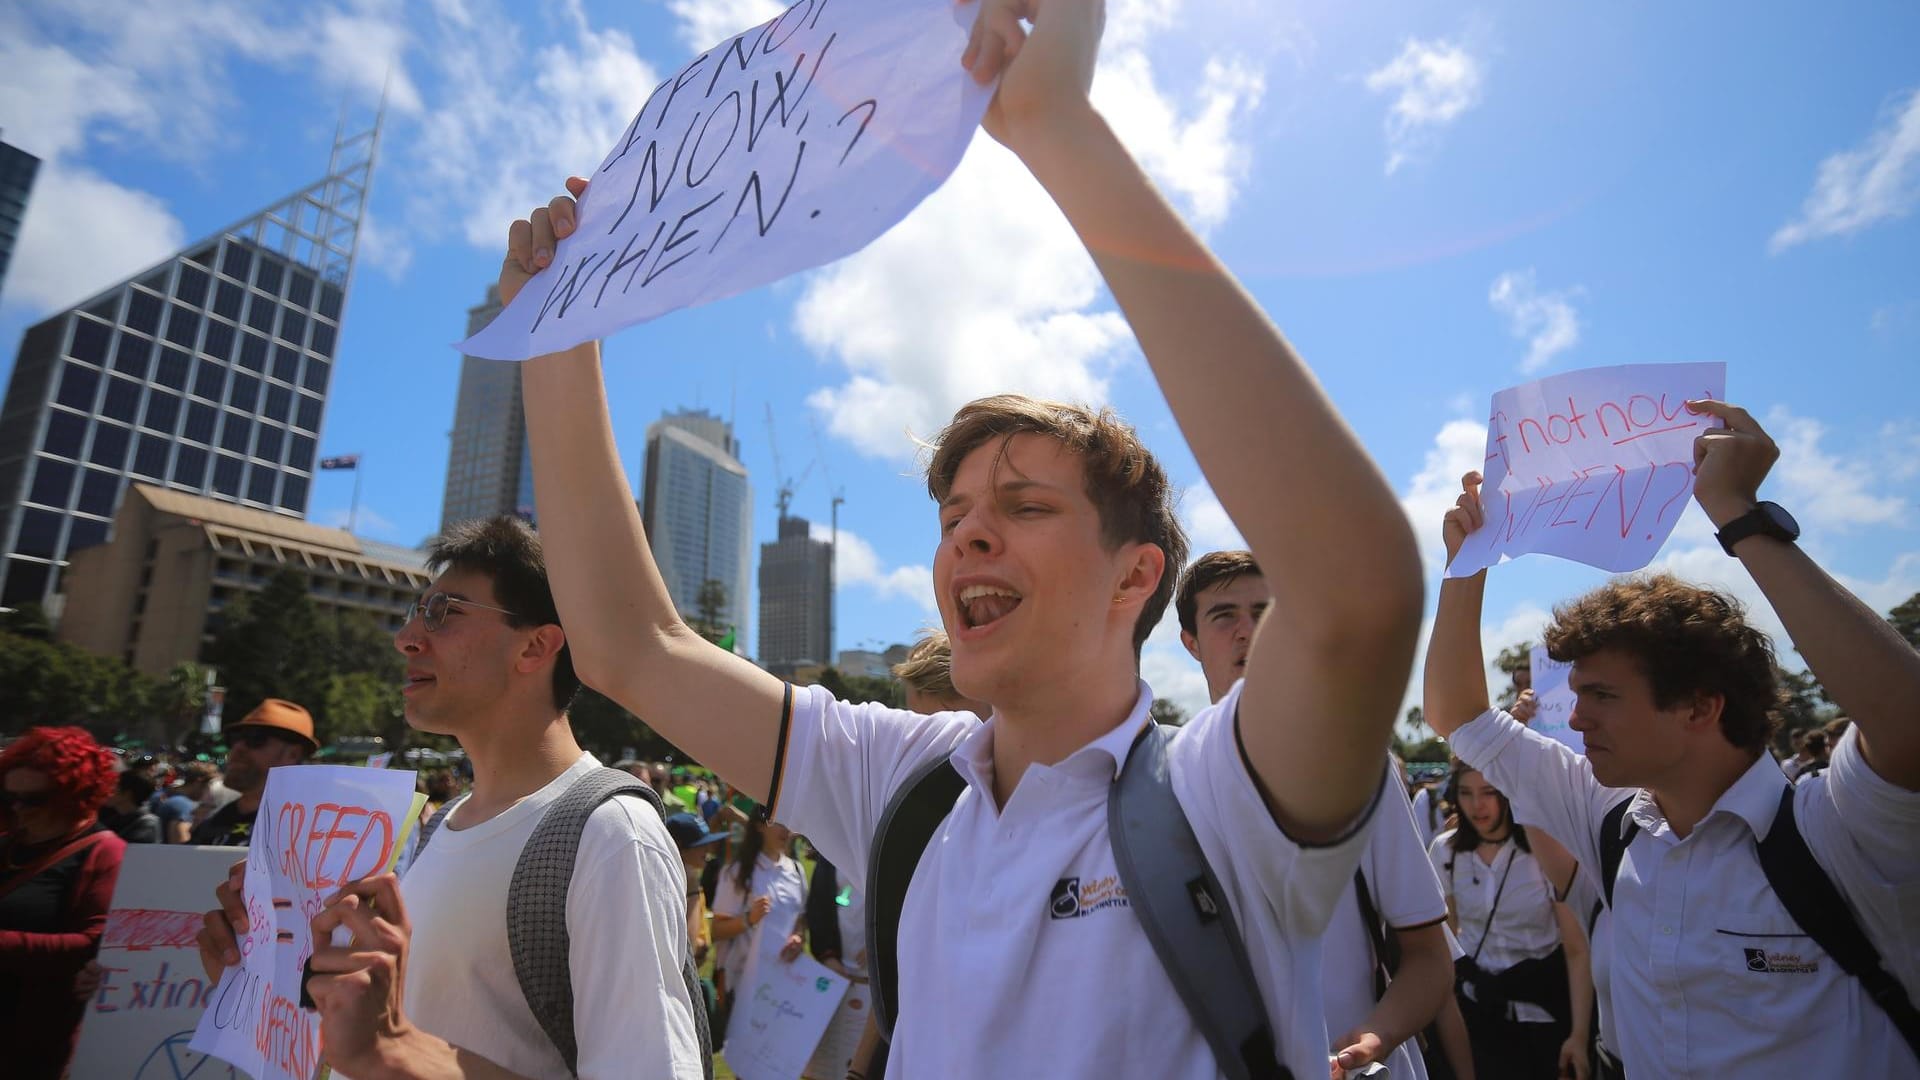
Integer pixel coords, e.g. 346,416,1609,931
1393,706,1451,763
0,603,53,640
0,632,163,738
1773,665,1835,755
157,662,210,745
324,672,404,740
1150,698,1187,727
814,667,904,708
567,688,678,761
1492,641,1533,708
1891,592,1920,650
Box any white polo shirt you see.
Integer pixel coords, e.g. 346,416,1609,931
1450,709,1920,1077
771,678,1383,1080
1323,782,1450,1080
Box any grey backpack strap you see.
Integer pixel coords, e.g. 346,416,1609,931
864,750,967,1040
1108,723,1289,1080
507,767,714,1079
414,793,468,858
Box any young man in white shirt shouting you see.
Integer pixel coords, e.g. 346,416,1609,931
297,0,1425,1075
1176,550,1463,1080
1422,400,1920,1078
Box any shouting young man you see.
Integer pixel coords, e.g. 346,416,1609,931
303,0,1424,1076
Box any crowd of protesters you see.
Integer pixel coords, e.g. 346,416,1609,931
7,0,1916,1077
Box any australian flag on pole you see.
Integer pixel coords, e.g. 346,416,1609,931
319,455,360,470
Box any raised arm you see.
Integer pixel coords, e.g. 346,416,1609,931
976,0,1423,838
1687,400,1920,790
505,193,786,798
1423,472,1493,738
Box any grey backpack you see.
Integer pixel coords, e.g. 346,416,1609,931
418,768,715,1079
864,721,1291,1080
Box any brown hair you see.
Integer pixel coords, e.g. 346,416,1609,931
925,395,1187,657
1543,574,1781,754
891,631,957,698
1175,550,1262,637
427,516,578,711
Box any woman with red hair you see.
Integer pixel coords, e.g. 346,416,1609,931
1,726,126,1078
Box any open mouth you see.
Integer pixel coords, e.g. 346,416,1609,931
403,674,435,695
956,583,1023,630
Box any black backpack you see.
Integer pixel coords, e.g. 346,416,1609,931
1594,784,1920,1058
418,768,715,1079
863,721,1292,1080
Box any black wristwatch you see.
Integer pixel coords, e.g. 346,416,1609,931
1716,501,1799,556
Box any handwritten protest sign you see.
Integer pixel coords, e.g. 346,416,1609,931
1528,644,1582,753
190,765,420,1080
365,752,392,770
804,981,871,1079
723,911,850,1080
71,845,252,1080
460,0,992,361
1448,362,1726,576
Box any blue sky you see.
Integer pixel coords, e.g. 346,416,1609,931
3,0,1916,721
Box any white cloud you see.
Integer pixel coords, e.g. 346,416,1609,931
1764,407,1906,530
1488,269,1581,373
1180,482,1246,553
1141,608,1211,717
811,522,937,613
787,2,1266,461
664,0,786,52
5,163,187,313
1399,418,1491,571
353,209,415,281
1771,88,1920,253
410,0,661,251
1365,36,1485,175
318,504,401,539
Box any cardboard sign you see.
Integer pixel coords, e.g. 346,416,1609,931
1528,644,1582,753
723,912,850,1080
70,845,253,1079
189,765,420,1080
1449,362,1726,576
460,0,991,361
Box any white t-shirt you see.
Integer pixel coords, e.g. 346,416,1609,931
1409,785,1444,854
1450,710,1920,1077
772,678,1383,1080
711,850,808,992
398,753,705,1079
1430,829,1563,1023
1323,779,1449,1080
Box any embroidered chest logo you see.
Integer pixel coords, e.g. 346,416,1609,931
1049,875,1130,920
1743,947,1820,975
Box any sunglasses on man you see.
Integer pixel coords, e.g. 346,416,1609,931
228,729,303,751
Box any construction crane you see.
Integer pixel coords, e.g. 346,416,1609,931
764,404,816,521
812,416,847,661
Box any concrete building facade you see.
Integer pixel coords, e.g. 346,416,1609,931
758,514,832,673
60,484,429,676
438,285,536,531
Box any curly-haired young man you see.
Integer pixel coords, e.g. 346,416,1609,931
1423,401,1920,1078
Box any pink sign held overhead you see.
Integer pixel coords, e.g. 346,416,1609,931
1449,362,1726,577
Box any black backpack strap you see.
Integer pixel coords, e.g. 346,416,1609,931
1352,866,1395,1002
1109,723,1289,1080
864,751,967,1040
507,767,714,1079
1597,796,1639,908
1758,784,1920,1058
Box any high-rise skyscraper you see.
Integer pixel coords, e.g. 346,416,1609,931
758,514,832,672
640,408,753,646
438,285,536,532
0,139,41,305
0,119,380,611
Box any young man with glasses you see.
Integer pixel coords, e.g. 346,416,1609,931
197,516,706,1079
188,699,318,847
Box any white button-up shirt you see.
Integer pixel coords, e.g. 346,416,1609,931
1430,830,1564,1023
772,679,1383,1080
1450,710,1920,1077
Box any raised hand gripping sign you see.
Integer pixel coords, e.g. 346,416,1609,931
1448,362,1727,577
460,0,992,361
189,765,421,1080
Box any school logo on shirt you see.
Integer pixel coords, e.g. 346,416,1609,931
1049,875,1130,919
1742,947,1820,975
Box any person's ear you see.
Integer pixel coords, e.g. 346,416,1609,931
1112,543,1167,612
518,624,567,676
1180,629,1201,662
